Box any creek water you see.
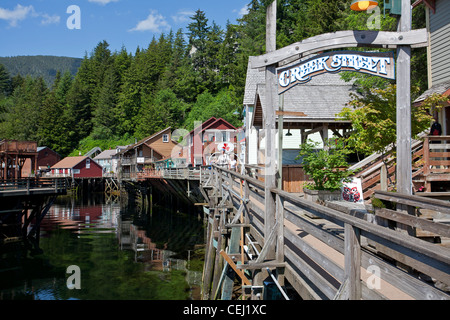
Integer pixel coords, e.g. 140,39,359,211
0,193,205,300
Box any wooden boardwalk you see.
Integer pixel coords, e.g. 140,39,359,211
198,165,450,300
0,178,67,243
0,178,66,197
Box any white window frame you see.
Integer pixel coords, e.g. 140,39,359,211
162,134,169,143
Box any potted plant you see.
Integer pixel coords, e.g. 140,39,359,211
297,139,355,203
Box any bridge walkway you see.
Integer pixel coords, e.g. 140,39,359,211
199,165,450,300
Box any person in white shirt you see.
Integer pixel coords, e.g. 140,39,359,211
216,150,230,168
229,155,237,172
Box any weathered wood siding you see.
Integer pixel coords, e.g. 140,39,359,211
430,0,450,86
282,165,311,193
147,129,177,159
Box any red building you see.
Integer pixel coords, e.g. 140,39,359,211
185,117,237,166
22,146,61,176
51,156,103,178
0,140,38,179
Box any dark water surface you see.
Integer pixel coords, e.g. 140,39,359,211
0,194,205,300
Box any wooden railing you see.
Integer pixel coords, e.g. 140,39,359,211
137,166,204,180
0,178,67,194
350,134,450,199
202,165,450,300
422,135,450,190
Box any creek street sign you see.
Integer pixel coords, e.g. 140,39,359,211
277,50,395,94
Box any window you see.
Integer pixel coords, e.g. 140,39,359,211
163,134,169,143
86,159,90,169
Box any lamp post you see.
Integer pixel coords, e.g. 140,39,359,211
351,0,413,197
350,0,379,11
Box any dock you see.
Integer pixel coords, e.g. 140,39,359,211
0,178,67,245
198,165,450,300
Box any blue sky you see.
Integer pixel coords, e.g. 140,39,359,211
0,0,250,58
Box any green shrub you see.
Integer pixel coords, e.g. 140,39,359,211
297,139,354,191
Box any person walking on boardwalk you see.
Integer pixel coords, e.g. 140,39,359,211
216,149,230,168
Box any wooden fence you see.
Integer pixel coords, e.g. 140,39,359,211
0,178,67,195
201,164,450,300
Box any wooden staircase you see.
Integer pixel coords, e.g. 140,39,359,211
350,135,450,201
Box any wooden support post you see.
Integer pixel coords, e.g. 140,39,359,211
380,164,388,191
322,124,329,150
220,250,251,286
263,0,277,261
202,209,218,300
211,209,226,298
275,194,284,263
221,225,242,300
278,94,284,189
423,136,431,191
396,0,412,197
344,223,361,300
395,0,416,237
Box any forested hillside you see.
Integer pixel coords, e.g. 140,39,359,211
0,56,82,86
0,0,427,158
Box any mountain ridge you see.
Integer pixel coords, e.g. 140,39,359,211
0,55,82,86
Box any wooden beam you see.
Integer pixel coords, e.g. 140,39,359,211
374,190,450,214
256,221,278,264
251,29,429,68
276,111,307,117
237,262,286,270
219,250,251,286
344,223,361,300
276,194,285,263
376,208,450,238
396,0,413,197
263,0,277,261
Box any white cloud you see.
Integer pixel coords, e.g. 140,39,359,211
40,13,60,25
0,4,34,27
239,5,249,16
0,4,60,27
88,0,119,5
171,10,195,24
129,10,170,32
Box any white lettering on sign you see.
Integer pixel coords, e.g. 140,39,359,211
278,51,394,94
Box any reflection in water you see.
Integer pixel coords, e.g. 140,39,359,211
0,194,205,300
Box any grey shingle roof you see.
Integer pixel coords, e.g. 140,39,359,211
243,58,265,106
244,56,357,121
414,79,450,103
94,149,117,160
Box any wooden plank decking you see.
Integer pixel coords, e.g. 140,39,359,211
199,165,450,300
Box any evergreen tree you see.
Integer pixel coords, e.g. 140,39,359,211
65,74,92,146
0,76,47,142
55,71,73,105
0,64,11,97
161,29,187,94
187,9,212,92
91,65,119,139
38,89,66,155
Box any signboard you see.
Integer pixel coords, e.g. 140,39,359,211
277,51,395,94
341,178,363,204
217,142,234,154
